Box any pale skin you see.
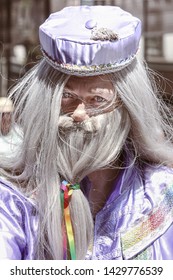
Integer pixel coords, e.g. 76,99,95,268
62,75,120,217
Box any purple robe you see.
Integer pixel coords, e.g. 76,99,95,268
1,163,173,259
0,179,37,259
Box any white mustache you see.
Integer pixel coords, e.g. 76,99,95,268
58,114,105,134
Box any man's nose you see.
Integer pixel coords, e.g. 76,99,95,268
71,103,89,122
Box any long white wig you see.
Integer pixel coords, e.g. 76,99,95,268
0,57,173,259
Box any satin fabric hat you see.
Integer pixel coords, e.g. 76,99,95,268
39,6,141,76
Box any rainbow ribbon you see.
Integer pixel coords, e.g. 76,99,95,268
60,180,80,260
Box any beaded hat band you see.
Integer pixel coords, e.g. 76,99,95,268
41,49,136,76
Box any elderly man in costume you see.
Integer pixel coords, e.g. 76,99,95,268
0,6,173,260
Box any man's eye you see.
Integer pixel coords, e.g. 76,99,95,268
93,96,106,102
62,92,73,98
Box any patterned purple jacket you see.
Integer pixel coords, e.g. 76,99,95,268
0,163,173,259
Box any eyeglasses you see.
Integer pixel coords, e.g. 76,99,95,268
61,91,122,117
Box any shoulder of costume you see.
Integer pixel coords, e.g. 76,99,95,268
0,176,36,214
121,164,173,259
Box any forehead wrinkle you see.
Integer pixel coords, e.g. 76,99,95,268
91,87,114,94
66,74,111,86
64,75,115,98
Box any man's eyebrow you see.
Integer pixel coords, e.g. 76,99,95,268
63,87,74,92
63,88,78,97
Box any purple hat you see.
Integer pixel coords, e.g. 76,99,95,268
39,6,141,76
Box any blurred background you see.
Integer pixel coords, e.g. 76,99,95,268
0,0,173,97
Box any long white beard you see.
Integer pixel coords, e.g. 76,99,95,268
57,107,131,183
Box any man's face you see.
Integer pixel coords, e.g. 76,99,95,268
57,75,128,183
61,75,117,122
